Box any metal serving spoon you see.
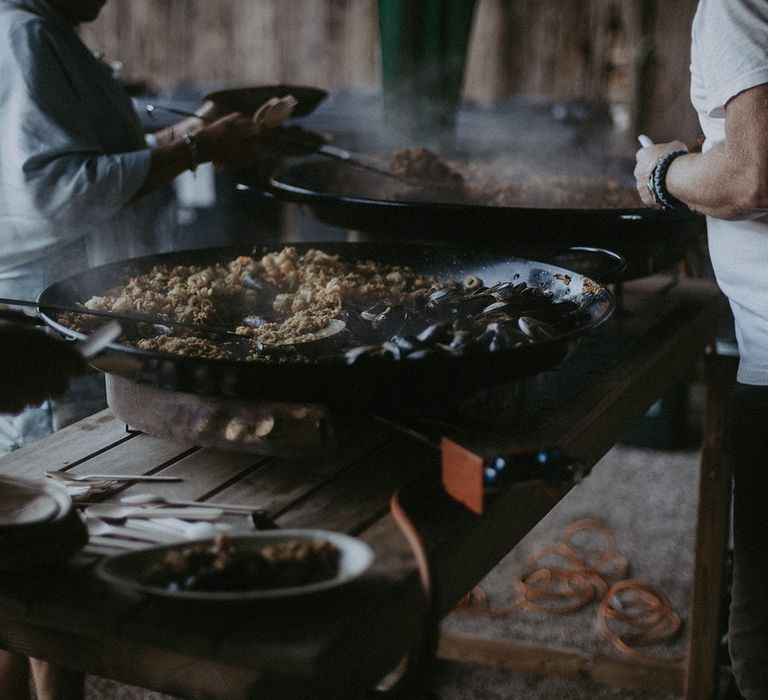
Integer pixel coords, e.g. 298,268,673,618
145,104,430,188
0,296,346,347
0,296,244,339
76,320,122,358
146,96,298,128
145,104,213,122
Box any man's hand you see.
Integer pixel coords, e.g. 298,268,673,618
195,112,273,168
193,95,305,168
634,140,688,206
0,324,87,414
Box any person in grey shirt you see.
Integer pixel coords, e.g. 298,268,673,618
0,1,292,696
0,0,271,296
0,0,286,450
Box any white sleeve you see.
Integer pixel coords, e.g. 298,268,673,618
7,19,151,227
693,0,768,117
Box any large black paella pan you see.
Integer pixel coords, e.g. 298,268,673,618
37,243,613,408
254,153,704,280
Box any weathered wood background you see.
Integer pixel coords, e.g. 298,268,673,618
81,0,700,142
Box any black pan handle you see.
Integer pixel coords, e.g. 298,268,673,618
540,246,627,283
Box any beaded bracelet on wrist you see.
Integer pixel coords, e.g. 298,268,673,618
648,149,688,210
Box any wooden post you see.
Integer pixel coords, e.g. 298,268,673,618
684,352,737,700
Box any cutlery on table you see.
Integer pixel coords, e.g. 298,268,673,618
46,471,183,483
117,494,277,529
85,504,223,521
120,493,256,514
85,517,181,544
87,536,150,552
123,517,221,540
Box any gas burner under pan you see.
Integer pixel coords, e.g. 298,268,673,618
105,375,334,457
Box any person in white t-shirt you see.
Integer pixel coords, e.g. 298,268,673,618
634,1,768,697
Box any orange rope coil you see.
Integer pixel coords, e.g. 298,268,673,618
456,518,684,664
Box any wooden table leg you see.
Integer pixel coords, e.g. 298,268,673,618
684,353,737,700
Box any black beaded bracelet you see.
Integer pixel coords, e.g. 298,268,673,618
648,149,689,210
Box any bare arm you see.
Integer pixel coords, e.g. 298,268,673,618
634,83,768,219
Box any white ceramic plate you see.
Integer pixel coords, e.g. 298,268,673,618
0,476,63,526
0,477,88,571
97,529,374,602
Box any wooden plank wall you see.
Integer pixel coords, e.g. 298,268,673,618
80,0,700,142
81,0,381,93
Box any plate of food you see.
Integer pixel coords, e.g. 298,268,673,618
97,529,374,601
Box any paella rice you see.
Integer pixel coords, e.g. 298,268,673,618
70,246,437,359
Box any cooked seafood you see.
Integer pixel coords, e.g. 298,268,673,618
142,533,340,592
389,146,466,192
66,246,434,358
389,146,642,209
60,246,592,364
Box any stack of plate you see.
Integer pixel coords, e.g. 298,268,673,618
0,476,88,572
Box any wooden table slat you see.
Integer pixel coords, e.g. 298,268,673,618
0,409,129,479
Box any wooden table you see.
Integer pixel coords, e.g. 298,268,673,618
0,276,727,700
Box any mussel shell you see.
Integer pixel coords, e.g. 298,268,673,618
456,294,496,316
476,322,532,352
448,330,474,349
391,335,419,353
518,316,556,341
371,305,407,334
435,342,464,358
487,281,527,300
380,340,402,360
481,300,523,316
360,302,391,323
416,322,452,345
340,308,380,344
343,345,383,364
426,287,457,305
332,273,589,364
405,348,437,361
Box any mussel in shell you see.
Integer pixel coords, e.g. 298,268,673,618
342,276,588,364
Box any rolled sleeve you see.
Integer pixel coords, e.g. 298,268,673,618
22,146,152,225
695,0,768,117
